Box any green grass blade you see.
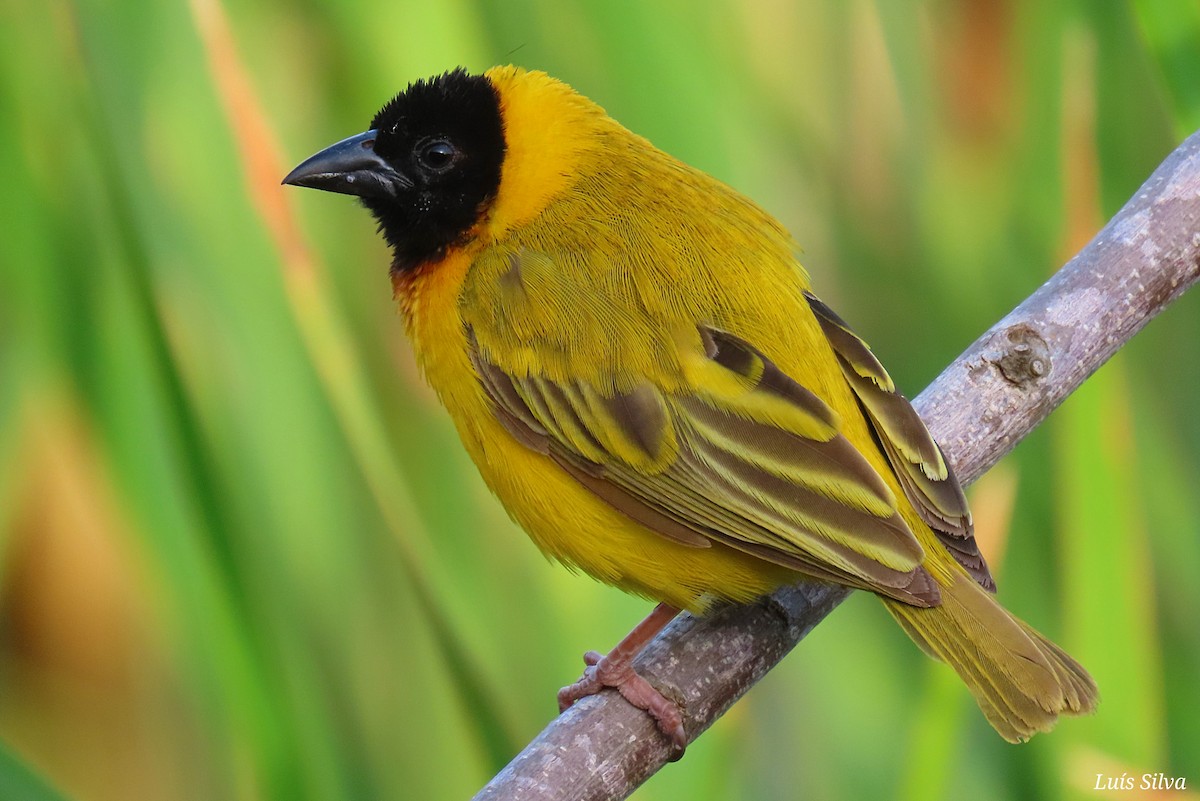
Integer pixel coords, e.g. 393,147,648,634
0,742,76,801
1132,0,1200,137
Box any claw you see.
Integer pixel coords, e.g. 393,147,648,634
557,650,688,758
554,603,686,756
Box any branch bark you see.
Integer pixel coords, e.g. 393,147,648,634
472,131,1200,801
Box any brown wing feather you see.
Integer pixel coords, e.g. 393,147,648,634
805,292,995,591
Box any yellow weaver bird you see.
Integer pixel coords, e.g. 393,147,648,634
284,66,1097,750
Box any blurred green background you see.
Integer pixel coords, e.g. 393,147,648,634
2,1,1199,799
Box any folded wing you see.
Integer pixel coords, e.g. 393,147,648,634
468,316,947,606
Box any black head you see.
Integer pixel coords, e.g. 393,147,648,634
283,69,506,272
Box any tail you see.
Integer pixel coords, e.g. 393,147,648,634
884,572,1098,742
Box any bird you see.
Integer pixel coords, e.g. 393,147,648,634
283,65,1097,752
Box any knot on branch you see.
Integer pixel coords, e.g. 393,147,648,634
990,323,1051,388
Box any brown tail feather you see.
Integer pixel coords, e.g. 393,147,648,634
885,571,1097,742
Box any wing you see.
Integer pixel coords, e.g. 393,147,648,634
467,316,945,608
804,292,994,591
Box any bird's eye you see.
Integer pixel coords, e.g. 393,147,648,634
418,139,458,172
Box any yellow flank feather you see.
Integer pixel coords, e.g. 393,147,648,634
372,66,1097,742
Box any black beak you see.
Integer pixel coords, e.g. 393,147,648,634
282,130,414,199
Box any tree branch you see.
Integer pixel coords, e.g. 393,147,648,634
472,131,1200,801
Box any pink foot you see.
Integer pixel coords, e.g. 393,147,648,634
557,650,687,757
